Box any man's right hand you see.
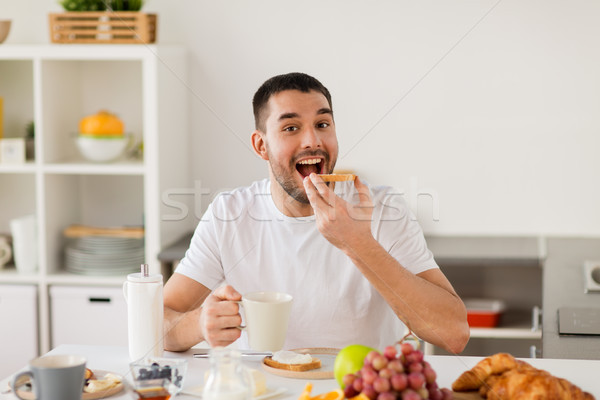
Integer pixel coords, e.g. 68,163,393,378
199,285,243,347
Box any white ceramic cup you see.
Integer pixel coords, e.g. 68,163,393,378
10,215,38,273
0,235,11,268
238,291,293,352
11,355,86,400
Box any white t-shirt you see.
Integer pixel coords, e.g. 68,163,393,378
176,179,438,350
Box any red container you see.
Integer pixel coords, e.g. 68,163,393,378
464,299,506,328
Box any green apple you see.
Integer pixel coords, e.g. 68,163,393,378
334,344,378,388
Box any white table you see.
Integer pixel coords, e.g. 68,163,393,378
2,345,599,399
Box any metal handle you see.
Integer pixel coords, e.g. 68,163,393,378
88,297,111,303
532,306,542,331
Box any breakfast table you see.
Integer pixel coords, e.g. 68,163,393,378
1,344,599,399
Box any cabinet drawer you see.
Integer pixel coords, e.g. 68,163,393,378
0,285,38,379
50,285,127,348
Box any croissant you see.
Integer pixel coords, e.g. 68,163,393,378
452,353,528,391
453,353,595,400
484,368,595,400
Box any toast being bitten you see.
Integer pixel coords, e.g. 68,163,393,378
263,356,321,372
317,174,356,182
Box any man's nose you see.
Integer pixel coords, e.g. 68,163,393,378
301,126,321,148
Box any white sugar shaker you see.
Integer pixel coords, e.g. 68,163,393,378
123,263,164,361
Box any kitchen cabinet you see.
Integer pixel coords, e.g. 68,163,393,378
0,284,38,380
50,285,128,348
425,236,544,357
0,44,191,355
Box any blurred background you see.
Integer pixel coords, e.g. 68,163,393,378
2,0,599,236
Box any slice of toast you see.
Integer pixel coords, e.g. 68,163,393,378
263,356,321,372
317,174,356,182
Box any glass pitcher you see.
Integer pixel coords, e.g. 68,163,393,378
203,348,251,400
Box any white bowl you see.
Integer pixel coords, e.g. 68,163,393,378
0,20,11,44
76,136,129,162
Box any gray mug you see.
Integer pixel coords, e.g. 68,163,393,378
11,355,86,400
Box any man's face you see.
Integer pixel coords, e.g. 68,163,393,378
261,89,339,204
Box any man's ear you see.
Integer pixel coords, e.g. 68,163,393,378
251,130,269,160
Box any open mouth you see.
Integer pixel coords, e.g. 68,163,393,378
296,157,325,178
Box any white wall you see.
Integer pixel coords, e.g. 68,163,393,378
3,0,600,236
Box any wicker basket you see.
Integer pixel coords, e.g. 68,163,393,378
49,12,157,44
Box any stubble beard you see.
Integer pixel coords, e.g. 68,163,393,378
267,146,336,205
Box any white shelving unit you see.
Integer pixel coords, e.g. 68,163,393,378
0,44,191,356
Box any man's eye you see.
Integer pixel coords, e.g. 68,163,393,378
283,126,298,132
317,122,330,129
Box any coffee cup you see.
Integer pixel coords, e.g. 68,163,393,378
0,235,11,268
11,354,87,400
238,291,292,352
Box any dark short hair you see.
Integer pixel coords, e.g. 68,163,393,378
252,72,333,131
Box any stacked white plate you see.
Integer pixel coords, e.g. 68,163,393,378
65,236,144,276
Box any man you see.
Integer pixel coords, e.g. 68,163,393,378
163,72,469,353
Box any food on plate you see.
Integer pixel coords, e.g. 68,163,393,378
333,344,377,387
263,350,321,372
339,340,453,400
452,353,595,400
317,174,356,182
247,368,267,397
79,110,124,137
83,372,122,393
84,367,95,380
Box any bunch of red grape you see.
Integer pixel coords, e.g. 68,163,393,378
342,342,453,400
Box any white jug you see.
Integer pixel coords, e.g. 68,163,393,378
123,264,164,361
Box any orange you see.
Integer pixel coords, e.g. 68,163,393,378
298,383,313,400
310,389,344,400
79,110,124,136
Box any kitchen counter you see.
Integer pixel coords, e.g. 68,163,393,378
543,237,600,359
2,344,599,398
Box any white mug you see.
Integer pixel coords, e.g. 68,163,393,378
10,215,38,273
238,291,292,352
0,235,11,268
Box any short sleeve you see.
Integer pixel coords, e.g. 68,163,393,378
372,187,438,275
174,203,225,289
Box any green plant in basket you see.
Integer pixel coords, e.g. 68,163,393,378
108,0,144,11
59,0,144,11
59,0,107,11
